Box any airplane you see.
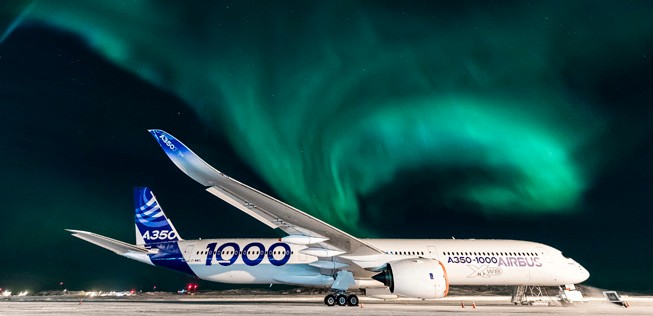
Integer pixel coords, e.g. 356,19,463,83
67,129,590,307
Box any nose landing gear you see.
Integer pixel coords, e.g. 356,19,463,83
324,292,359,306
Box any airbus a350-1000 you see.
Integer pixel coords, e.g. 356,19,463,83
68,129,590,306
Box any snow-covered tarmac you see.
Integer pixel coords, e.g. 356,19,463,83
2,295,651,315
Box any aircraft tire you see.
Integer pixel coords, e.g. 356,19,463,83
324,294,336,306
347,294,359,306
336,294,348,306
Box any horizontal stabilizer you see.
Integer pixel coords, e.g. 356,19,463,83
66,229,154,255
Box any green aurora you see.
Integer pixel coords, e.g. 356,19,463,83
10,1,651,233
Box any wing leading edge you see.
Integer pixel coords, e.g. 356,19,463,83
66,229,154,255
148,129,382,256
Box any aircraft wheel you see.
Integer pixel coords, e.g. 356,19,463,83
347,294,359,306
324,294,336,306
336,294,348,306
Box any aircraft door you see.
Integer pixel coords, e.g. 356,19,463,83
183,245,195,262
537,246,553,263
427,245,439,260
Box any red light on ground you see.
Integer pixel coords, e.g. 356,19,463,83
130,289,135,294
193,284,198,289
187,284,192,290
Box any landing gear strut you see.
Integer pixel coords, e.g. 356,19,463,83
325,270,358,306
324,292,358,306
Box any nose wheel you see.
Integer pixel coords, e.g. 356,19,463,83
324,293,358,306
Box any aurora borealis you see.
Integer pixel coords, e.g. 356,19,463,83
2,1,653,293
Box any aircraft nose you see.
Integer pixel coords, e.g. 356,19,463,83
576,263,590,283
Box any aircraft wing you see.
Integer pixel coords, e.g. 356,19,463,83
148,129,382,256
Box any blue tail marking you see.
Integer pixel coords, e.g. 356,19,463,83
134,187,182,245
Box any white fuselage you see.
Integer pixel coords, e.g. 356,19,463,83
147,238,588,288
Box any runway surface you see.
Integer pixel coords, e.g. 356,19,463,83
1,295,651,315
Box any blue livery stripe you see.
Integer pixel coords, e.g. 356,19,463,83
133,187,181,245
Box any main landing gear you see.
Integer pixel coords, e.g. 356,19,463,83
324,292,359,306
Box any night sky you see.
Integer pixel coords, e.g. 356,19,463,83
1,1,653,293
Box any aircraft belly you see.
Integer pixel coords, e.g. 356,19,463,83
189,263,318,284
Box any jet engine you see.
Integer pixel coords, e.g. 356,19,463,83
372,258,448,299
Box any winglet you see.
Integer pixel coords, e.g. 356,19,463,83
148,129,224,186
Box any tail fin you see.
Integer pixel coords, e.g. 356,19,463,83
134,187,182,245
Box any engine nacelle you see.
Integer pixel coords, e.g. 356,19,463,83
372,258,449,299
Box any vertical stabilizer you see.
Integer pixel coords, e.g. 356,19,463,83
134,187,182,245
